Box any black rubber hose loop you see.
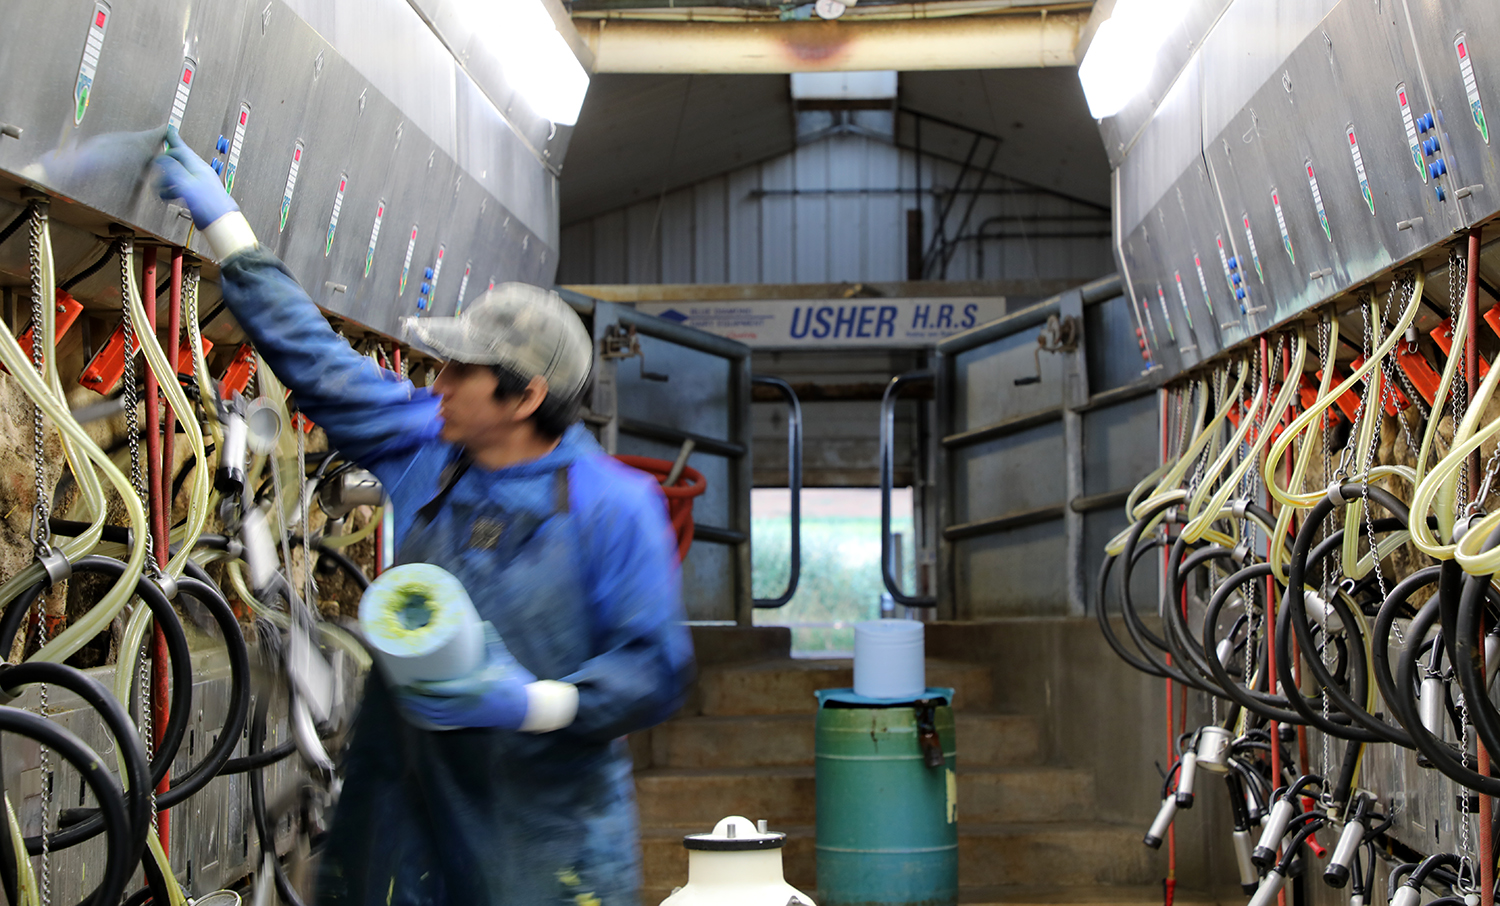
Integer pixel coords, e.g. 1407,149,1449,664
1117,502,1219,693
1096,539,1171,678
247,682,308,906
0,662,151,856
1451,526,1500,774
1164,539,1244,696
0,557,195,792
1280,485,1405,742
0,706,133,906
1394,593,1500,794
153,575,251,810
1201,562,1309,725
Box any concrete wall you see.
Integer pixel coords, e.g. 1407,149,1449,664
928,618,1242,898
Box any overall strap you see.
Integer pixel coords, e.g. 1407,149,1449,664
415,452,474,527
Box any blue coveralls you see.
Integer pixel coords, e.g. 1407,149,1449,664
217,248,695,906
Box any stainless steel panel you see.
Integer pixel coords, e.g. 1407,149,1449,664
0,0,559,338
951,424,1066,525
953,522,1068,618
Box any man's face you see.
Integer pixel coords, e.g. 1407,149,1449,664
430,361,513,445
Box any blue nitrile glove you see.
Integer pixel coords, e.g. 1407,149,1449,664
395,624,537,731
22,126,168,187
153,125,238,229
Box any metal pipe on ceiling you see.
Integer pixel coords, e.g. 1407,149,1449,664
575,11,1086,72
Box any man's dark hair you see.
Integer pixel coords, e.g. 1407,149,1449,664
491,364,590,440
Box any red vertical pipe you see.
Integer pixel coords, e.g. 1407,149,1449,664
141,247,171,852
1158,388,1176,906
163,250,182,510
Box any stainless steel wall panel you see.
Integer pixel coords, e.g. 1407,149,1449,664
1119,64,1203,239
0,0,560,339
951,424,1066,525
953,523,1068,618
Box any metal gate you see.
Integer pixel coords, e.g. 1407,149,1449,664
560,292,754,625
914,275,1161,618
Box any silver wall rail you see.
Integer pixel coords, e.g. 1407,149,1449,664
880,369,937,608
751,375,802,609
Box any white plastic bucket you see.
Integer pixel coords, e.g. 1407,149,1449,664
852,620,925,699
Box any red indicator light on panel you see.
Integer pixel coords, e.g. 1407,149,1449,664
410,228,417,240
239,110,248,125
95,10,106,26
1399,91,1407,106
339,178,346,192
293,148,301,162
437,248,445,260
182,67,192,84
377,204,385,217
1272,192,1279,205
1460,41,1468,59
1350,133,1357,145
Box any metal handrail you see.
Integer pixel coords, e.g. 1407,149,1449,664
880,370,936,607
752,375,802,608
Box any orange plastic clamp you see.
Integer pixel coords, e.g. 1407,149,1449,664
1484,304,1500,338
78,321,141,393
177,336,213,376
4,290,85,376
1298,375,1343,427
1349,354,1412,415
1314,367,1364,424
1431,317,1491,378
1395,343,1442,406
219,344,257,399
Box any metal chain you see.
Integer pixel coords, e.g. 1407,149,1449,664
1451,247,1470,506
119,240,157,834
1361,295,1391,606
28,202,53,906
298,424,317,616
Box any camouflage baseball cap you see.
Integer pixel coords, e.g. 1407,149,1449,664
402,283,592,399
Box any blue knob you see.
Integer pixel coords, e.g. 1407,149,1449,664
1231,273,1241,286
1227,256,1238,269
424,267,435,280
210,158,223,174
420,283,431,295
1436,158,1447,175
417,297,427,310
216,135,229,153
1235,287,1246,300
1437,185,1447,202
1430,162,1441,179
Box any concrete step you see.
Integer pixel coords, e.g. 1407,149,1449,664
957,886,1219,906
635,766,1094,827
698,658,994,716
650,712,1045,769
640,823,1160,897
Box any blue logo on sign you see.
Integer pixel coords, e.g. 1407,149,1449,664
657,309,690,323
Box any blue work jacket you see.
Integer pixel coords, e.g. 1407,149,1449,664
218,249,694,906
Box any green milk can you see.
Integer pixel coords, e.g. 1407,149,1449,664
814,688,958,906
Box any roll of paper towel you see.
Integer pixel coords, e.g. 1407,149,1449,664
853,620,925,699
358,563,485,687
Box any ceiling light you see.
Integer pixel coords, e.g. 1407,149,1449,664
451,0,591,126
1078,0,1191,120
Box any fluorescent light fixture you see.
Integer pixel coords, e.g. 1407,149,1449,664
451,0,591,126
1078,0,1191,119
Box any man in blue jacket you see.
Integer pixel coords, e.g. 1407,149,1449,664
153,126,693,906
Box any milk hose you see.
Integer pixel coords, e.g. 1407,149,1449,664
1199,562,1308,725
1265,272,1423,508
0,557,193,792
0,707,132,906
246,624,310,906
1279,485,1407,741
0,662,149,854
1096,537,1171,677
1451,531,1500,770
1392,592,1500,794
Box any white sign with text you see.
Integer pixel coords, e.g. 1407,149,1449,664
635,297,1007,348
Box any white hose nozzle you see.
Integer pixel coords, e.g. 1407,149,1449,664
1419,675,1447,735
1252,799,1297,867
1232,829,1258,893
1323,817,1366,888
1143,797,1177,849
1248,870,1285,906
1391,886,1422,906
1175,752,1199,807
